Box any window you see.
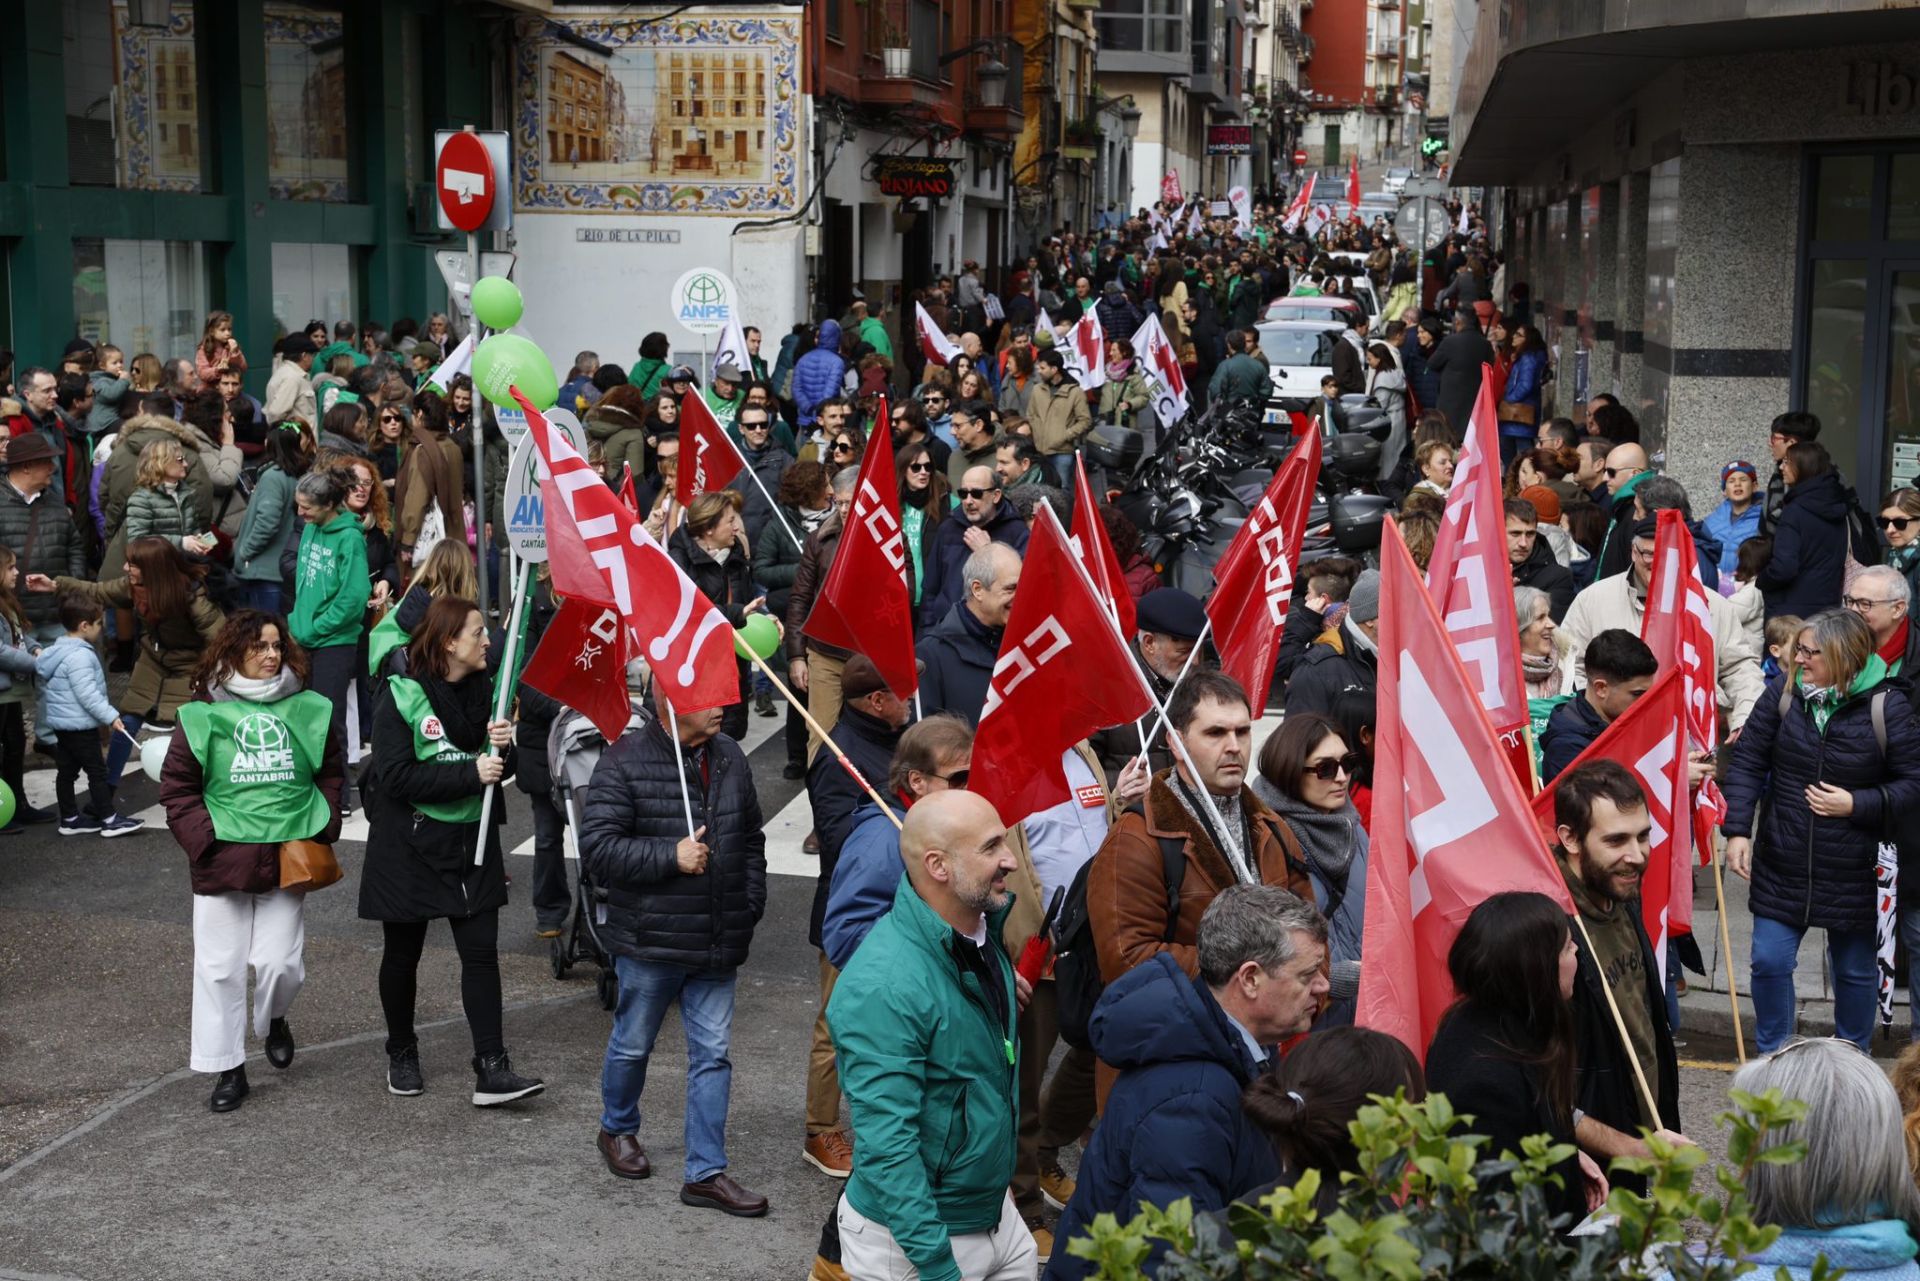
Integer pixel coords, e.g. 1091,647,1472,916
271,244,356,337
263,2,349,201
71,238,207,355
65,0,202,191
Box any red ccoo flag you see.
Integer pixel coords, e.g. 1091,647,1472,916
1641,508,1726,839
1070,453,1135,637
971,503,1154,826
801,420,920,698
1531,667,1693,987
619,463,643,516
675,389,745,509
515,387,740,713
1427,364,1532,789
1357,516,1574,1059
915,302,960,368
520,596,637,743
1206,429,1321,714
1346,154,1362,222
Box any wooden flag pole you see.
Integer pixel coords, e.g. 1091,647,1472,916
1711,845,1749,1063
745,651,903,832
1570,910,1662,1126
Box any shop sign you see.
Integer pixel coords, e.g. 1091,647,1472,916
1206,124,1253,156
876,156,957,198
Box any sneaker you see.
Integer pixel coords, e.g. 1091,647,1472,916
99,814,145,838
1039,1161,1077,1212
753,690,776,718
471,1051,544,1106
387,1046,424,1096
59,814,105,836
802,1129,854,1178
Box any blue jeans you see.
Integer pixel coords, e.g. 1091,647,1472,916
1750,914,1877,1054
244,581,282,616
600,957,738,1182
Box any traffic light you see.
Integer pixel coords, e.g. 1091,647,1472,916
1420,135,1445,158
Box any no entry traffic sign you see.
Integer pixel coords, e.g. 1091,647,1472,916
434,130,513,233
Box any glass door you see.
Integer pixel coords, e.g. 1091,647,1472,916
1887,262,1920,490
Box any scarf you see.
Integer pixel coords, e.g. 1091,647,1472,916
1106,357,1134,379
1879,618,1910,671
1799,654,1888,735
1169,772,1253,884
415,670,490,752
209,667,304,704
1261,788,1362,882
1343,615,1378,657
1890,543,1920,575
799,502,833,533
1522,649,1563,698
704,543,733,565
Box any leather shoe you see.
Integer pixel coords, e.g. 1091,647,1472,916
265,1017,295,1069
209,1065,249,1112
679,1172,768,1217
598,1130,652,1180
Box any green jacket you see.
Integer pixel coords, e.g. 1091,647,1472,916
1209,351,1273,405
827,879,1019,1281
289,510,370,650
857,315,895,362
124,481,202,548
1097,368,1152,422
233,464,297,583
631,356,669,400
584,403,649,494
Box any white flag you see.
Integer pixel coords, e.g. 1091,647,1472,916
709,312,750,382
425,332,476,393
1457,200,1471,236
914,302,960,367
1059,309,1107,392
1130,314,1190,427
1230,185,1253,234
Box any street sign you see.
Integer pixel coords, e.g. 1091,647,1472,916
670,267,740,336
435,250,520,322
1292,149,1308,168
433,129,512,233
1394,197,1451,251
503,435,548,563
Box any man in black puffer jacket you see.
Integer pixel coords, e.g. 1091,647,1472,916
579,693,770,1217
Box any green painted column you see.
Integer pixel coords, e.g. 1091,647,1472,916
201,0,276,397
357,3,413,328
1,0,74,363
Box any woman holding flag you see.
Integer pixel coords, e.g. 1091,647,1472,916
359,595,543,1107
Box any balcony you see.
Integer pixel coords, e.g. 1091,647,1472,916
1372,34,1401,57
962,39,1024,134
1301,32,1315,60
857,0,949,110
1371,84,1400,110
1095,0,1190,75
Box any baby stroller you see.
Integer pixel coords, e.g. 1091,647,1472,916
545,699,648,1011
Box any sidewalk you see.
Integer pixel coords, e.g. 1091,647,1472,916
1674,861,1912,1052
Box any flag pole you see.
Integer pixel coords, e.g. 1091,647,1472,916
662,695,699,841
745,651,903,832
473,557,534,866
1711,843,1748,1063
1132,617,1214,757
1570,910,1662,1125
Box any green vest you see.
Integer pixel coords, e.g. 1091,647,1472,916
177,693,335,844
367,609,409,677
388,677,483,823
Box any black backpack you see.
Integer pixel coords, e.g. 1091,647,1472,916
1053,808,1187,1052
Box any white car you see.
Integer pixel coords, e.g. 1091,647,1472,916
1256,320,1347,404
1265,295,1364,325
1383,167,1412,194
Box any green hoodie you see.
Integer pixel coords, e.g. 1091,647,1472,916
827,878,1018,1281
290,510,371,650
631,356,669,400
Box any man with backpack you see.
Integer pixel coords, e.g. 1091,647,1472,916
1076,671,1316,1103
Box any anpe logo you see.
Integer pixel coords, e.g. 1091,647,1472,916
230,712,296,781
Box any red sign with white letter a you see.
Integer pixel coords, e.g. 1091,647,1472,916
971,504,1153,827
801,419,919,698
1358,517,1573,1059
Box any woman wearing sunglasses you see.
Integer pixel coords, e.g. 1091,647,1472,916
1880,488,1920,603
1252,712,1368,1027
895,442,951,618
823,425,866,480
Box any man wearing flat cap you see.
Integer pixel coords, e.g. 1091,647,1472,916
703,362,746,430
0,432,85,642
1090,587,1212,782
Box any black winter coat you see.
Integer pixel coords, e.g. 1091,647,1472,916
805,704,903,948
728,439,796,548
1723,674,1920,933
578,718,767,971
1757,470,1850,620
916,601,1003,727
1423,330,1494,437
1540,692,1607,784
1566,891,1680,1171
1513,537,1577,623
919,502,1030,628
1284,626,1378,718
358,672,513,923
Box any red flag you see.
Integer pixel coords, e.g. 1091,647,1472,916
1129,313,1190,428
1531,668,1693,984
1346,154,1363,222
1070,454,1135,637
1205,430,1321,714
1283,174,1316,233
515,387,740,713
1426,364,1531,789
971,503,1154,826
915,302,959,367
520,596,635,743
800,422,919,698
619,464,642,515
675,390,745,509
1641,508,1725,842
1357,517,1574,1058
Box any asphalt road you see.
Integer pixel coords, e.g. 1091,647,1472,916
0,708,1791,1281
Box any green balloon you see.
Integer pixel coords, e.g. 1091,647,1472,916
733,613,781,661
471,334,557,411
470,276,524,330
0,778,15,828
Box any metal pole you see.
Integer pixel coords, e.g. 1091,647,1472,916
472,558,533,865
469,229,489,618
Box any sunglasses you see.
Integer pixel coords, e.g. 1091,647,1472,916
831,441,855,454
1603,466,1640,479
924,395,947,404
742,421,770,432
1884,517,1913,532
955,487,997,500
907,462,932,474
932,769,970,788
1306,753,1363,782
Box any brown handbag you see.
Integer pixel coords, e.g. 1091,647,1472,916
1496,399,1538,426
280,839,343,893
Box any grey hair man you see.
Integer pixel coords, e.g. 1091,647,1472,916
1046,884,1329,1265
917,542,1022,727
1847,564,1912,659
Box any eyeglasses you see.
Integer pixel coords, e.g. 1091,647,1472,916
1793,644,1822,661
923,395,947,405
246,640,285,654
349,479,373,492
1306,753,1363,782
741,421,770,432
1603,466,1642,480
931,769,970,788
907,462,932,474
955,487,997,500
1884,516,1913,532
1844,595,1901,611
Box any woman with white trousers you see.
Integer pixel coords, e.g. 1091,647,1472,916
159,609,345,1112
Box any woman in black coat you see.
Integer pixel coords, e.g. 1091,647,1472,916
359,595,544,1107
1757,440,1851,620
1724,608,1920,1054
752,461,833,779
668,489,760,741
1425,892,1600,1225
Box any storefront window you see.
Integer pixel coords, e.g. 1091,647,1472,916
71,239,207,359
271,244,356,338
64,0,203,192
1886,269,1920,489
1812,154,1872,242
1807,259,1867,485
1890,155,1920,244
264,3,350,201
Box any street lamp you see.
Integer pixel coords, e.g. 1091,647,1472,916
1117,102,1142,140
975,55,1009,108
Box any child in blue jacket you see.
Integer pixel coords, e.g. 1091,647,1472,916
36,598,143,837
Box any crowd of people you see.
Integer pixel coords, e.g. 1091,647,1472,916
8,183,1920,1281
